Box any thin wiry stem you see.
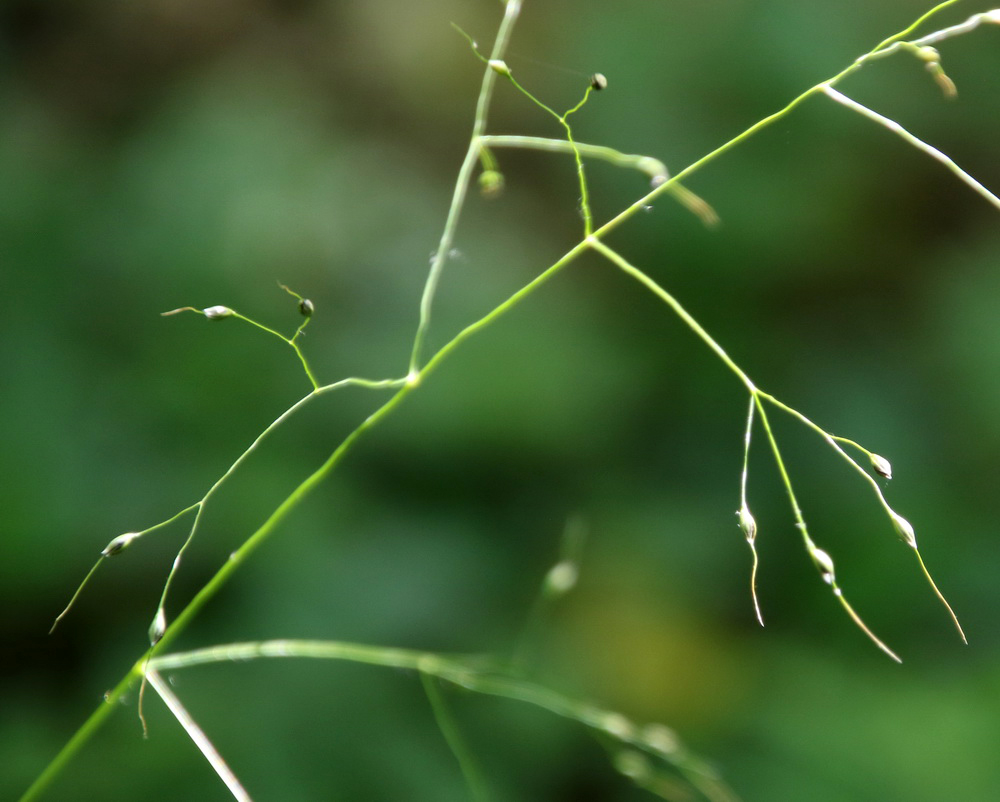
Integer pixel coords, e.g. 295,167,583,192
146,669,252,802
144,640,737,802
739,396,764,627
421,672,491,802
49,504,199,635
586,0,969,246
409,0,523,374
760,391,966,643
479,135,718,224
487,66,598,236
590,240,902,659
823,86,1000,211
587,238,756,393
862,8,1000,59
753,397,903,664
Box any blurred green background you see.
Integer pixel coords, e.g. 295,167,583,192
3,1,999,799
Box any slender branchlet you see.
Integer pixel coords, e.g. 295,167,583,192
754,398,903,664
512,515,586,671
146,668,251,801
822,86,1000,212
139,639,737,802
421,671,491,802
762,393,966,644
479,135,718,224
162,286,321,390
738,396,764,627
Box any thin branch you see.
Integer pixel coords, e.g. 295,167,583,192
146,669,252,802
823,85,1000,211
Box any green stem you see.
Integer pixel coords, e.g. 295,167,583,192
739,396,764,627
823,86,1000,210
409,0,524,374
587,239,755,393
421,672,491,802
587,0,966,246
22,238,586,802
480,135,718,225
143,639,735,801
753,396,902,663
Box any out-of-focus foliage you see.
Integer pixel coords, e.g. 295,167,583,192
3,1,999,799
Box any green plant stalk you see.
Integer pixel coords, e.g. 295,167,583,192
28,1,979,796
49,378,404,640
739,396,763,627
227,312,319,390
409,0,524,375
146,669,251,802
21,237,588,802
49,503,200,635
760,390,966,643
590,238,902,660
493,70,597,235
421,672,491,802
141,639,735,801
823,86,1000,210
752,396,903,663
587,238,756,392
588,0,968,244
479,135,718,225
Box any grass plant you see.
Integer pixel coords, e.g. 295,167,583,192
27,2,999,799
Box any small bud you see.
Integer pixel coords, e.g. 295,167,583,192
102,532,140,557
737,504,757,543
600,712,632,739
478,169,505,198
544,560,578,596
614,750,650,781
298,298,314,318
890,511,917,549
589,73,608,91
488,59,510,77
811,547,835,582
915,46,940,64
203,305,233,320
870,453,892,481
148,608,167,646
641,723,679,756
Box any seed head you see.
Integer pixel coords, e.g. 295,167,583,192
737,503,757,543
589,73,608,91
890,511,917,549
811,547,835,583
478,170,504,198
203,305,233,320
870,453,892,481
102,532,140,557
148,608,167,646
488,59,510,77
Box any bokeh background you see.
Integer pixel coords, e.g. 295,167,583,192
3,1,999,799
